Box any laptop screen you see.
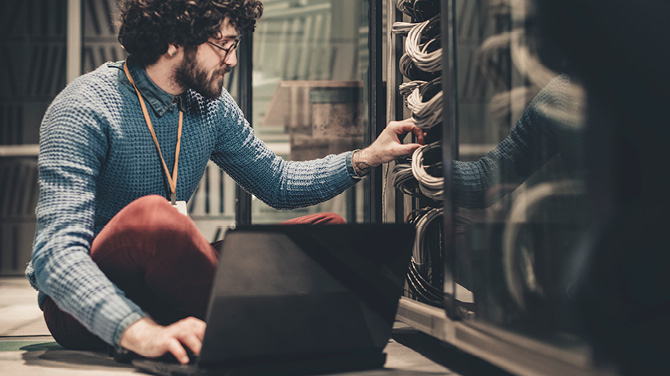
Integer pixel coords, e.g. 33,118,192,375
198,224,415,366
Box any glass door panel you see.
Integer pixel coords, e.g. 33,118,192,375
250,0,369,224
451,0,591,349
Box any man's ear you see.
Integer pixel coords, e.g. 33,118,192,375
167,44,179,57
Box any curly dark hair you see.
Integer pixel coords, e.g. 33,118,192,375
117,0,263,66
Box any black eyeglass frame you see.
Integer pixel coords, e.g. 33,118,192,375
207,39,240,60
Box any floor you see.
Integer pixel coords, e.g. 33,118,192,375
0,276,496,376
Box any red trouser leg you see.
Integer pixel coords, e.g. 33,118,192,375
43,195,217,350
90,195,219,323
43,195,345,350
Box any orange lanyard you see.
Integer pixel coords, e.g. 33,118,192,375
123,62,183,204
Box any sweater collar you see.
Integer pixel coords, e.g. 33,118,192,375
110,58,186,117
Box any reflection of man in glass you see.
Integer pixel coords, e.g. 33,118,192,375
450,72,587,316
453,73,585,207
25,0,425,363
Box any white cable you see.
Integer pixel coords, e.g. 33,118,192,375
502,180,585,311
399,80,426,99
411,142,444,200
398,53,415,80
404,15,442,72
392,21,415,36
406,80,442,129
396,0,414,19
391,162,421,197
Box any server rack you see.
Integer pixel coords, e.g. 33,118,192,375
385,1,611,375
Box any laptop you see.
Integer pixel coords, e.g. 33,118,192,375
133,223,416,376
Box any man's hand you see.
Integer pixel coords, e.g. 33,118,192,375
352,118,425,176
119,317,205,364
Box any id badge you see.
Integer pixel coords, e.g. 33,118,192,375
172,200,189,216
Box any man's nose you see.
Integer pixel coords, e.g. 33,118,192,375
224,49,237,67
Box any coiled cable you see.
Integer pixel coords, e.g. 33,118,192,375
391,161,422,197
394,15,442,80
404,15,442,72
396,0,441,22
398,53,440,81
406,207,445,307
405,76,442,129
399,80,426,101
391,21,415,36
411,141,443,200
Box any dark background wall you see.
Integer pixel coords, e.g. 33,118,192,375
0,0,67,145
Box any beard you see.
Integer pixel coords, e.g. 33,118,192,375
174,48,232,100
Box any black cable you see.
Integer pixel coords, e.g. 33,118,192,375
396,0,441,22
406,270,444,307
410,260,444,296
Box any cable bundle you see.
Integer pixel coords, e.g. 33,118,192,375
398,80,426,99
404,15,442,72
392,142,444,201
394,15,442,81
411,141,443,200
405,76,442,129
398,53,440,82
393,14,443,128
406,207,444,307
391,159,422,197
396,0,441,22
391,21,415,36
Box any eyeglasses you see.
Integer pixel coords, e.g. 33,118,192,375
207,39,239,61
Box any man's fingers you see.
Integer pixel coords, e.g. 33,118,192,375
396,143,422,156
165,338,189,364
174,321,204,356
179,333,203,356
390,119,417,133
180,317,206,340
388,118,425,145
412,128,426,145
163,317,206,361
194,321,206,341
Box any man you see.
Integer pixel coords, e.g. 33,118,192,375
25,0,424,365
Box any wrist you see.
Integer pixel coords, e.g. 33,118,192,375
352,149,375,177
119,317,156,350
113,311,146,349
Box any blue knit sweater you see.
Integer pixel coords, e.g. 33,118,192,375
26,59,360,347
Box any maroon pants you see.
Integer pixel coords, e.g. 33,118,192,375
43,195,345,350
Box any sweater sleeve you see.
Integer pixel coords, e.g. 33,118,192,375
30,87,145,347
210,90,360,210
452,75,575,209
